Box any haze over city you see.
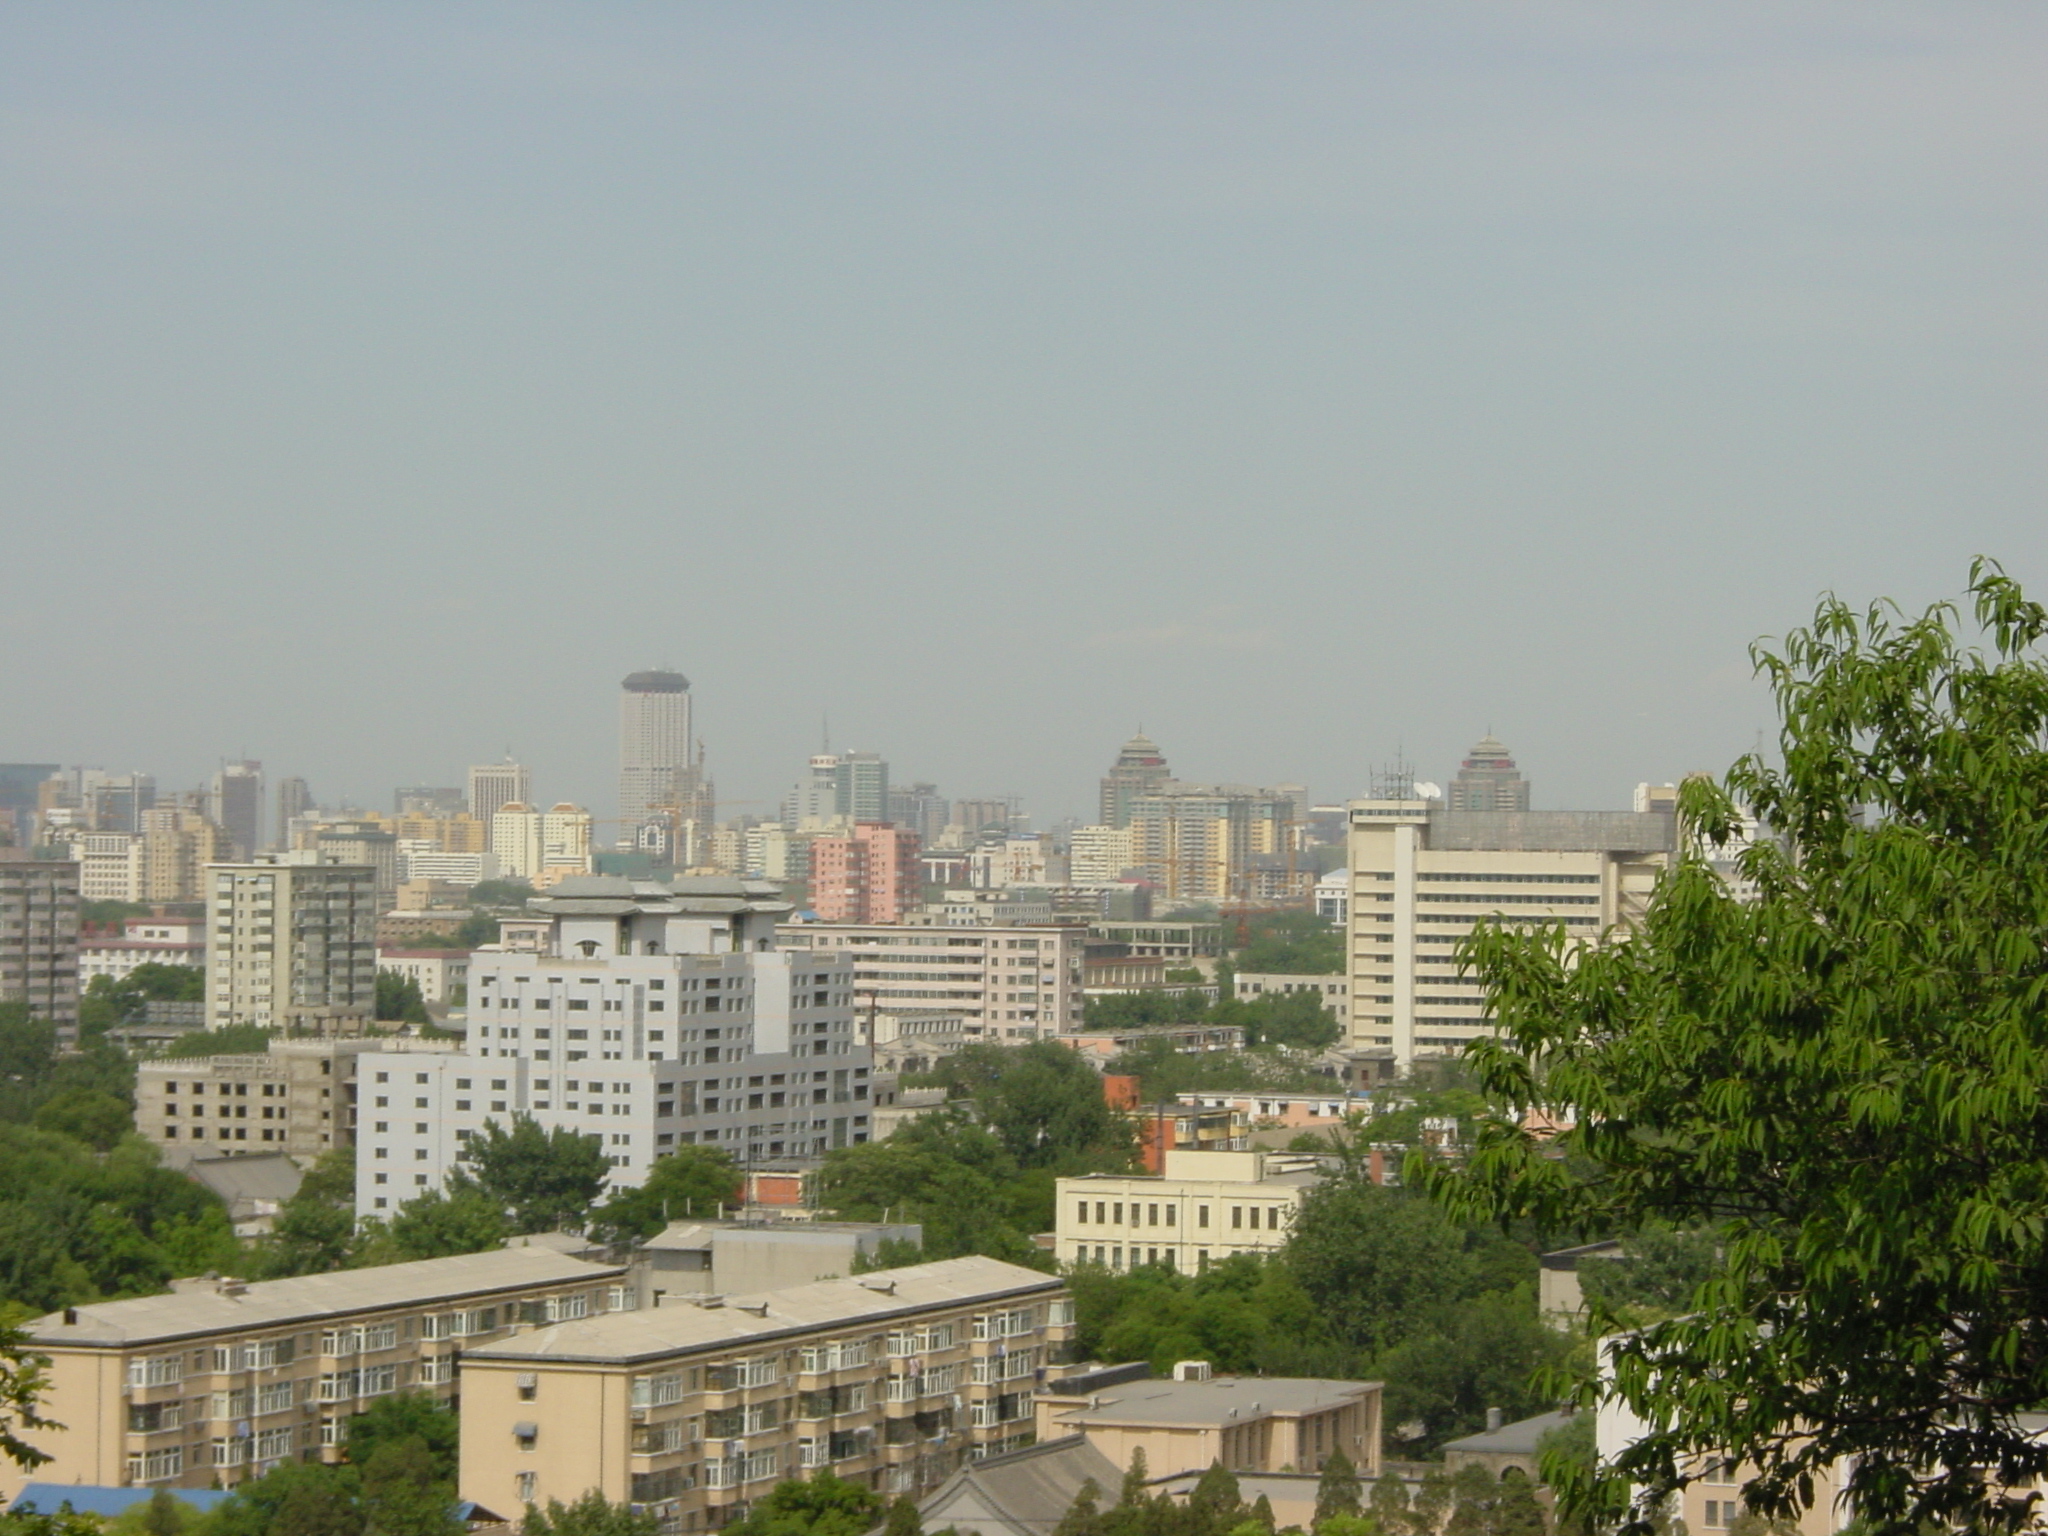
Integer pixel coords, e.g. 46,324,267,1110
6,4,2046,820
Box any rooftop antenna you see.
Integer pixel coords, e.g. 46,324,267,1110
821,714,831,755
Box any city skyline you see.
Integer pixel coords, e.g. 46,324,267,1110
6,7,2045,823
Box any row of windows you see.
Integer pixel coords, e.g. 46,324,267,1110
1072,1199,1288,1231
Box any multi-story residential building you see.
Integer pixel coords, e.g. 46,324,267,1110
140,808,228,904
396,844,496,886
135,1036,454,1162
1054,1150,1324,1273
209,761,264,861
0,852,79,1040
352,877,871,1219
491,804,594,883
943,800,1012,842
808,824,921,924
1447,735,1530,813
1086,921,1224,961
79,914,205,985
71,832,148,904
1099,733,1171,829
1128,783,1296,902
457,1256,1077,1525
204,857,378,1030
967,836,1059,891
1344,800,1676,1065
792,752,891,830
620,671,694,830
310,821,400,911
1068,826,1136,886
470,760,532,829
1035,1370,1380,1480
885,784,949,847
12,1248,629,1499
394,786,467,817
777,921,1084,1036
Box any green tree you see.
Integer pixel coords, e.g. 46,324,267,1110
359,1436,459,1536
1408,1470,1451,1536
460,1117,610,1234
374,973,431,1025
159,1024,274,1059
1369,1474,1411,1531
467,879,537,907
592,1144,740,1241
1493,1474,1548,1536
140,1487,182,1536
203,1461,363,1536
815,1110,1044,1264
1573,1224,1722,1319
0,1321,55,1474
719,1470,883,1536
1286,1182,1473,1358
1423,563,2048,1536
1443,1467,1498,1536
919,1042,1135,1172
1369,1289,1571,1452
1235,912,1344,975
255,1183,356,1278
519,1491,659,1536
1052,1480,1106,1536
0,1004,57,1090
31,1088,132,1150
1314,1451,1362,1525
371,1187,508,1262
346,1392,459,1482
1190,1464,1244,1532
884,1496,923,1536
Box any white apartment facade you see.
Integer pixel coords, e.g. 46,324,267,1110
205,857,378,1030
776,920,1084,1037
71,832,148,903
376,947,470,1003
1345,802,1676,1066
1068,825,1136,886
352,878,873,1220
79,915,206,985
1054,1150,1324,1273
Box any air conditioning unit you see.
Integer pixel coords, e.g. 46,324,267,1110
1172,1360,1213,1382
630,1407,648,1422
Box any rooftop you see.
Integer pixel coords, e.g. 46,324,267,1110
1046,1374,1378,1428
1440,1408,1573,1457
28,1247,625,1349
464,1255,1061,1366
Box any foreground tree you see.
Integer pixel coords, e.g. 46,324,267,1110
460,1116,610,1233
1425,563,2048,1536
519,1490,659,1536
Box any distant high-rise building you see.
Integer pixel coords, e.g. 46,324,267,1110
1100,733,1170,828
0,765,59,849
0,851,80,1043
490,803,593,883
470,760,531,829
619,671,693,829
1128,782,1297,901
395,786,466,817
1448,735,1530,813
210,761,264,861
87,773,155,834
313,820,400,911
792,752,890,829
947,799,1013,839
139,806,227,903
276,777,313,847
887,783,949,845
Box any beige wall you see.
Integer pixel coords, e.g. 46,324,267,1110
462,1359,634,1515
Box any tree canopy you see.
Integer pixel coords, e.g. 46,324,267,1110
1426,563,2048,1536
593,1144,740,1240
460,1116,610,1233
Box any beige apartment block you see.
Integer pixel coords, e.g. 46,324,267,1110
457,1257,1076,1530
13,1248,630,1500
206,857,378,1030
1035,1370,1381,1479
777,922,1084,1036
1054,1150,1323,1273
135,1036,456,1162
1345,802,1676,1067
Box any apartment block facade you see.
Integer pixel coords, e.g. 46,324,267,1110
776,921,1084,1037
1053,1150,1324,1272
353,878,872,1219
205,858,378,1029
458,1257,1077,1530
1344,802,1676,1065
807,824,921,925
0,852,79,1040
13,1248,628,1500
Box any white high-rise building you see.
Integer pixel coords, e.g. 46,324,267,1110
352,876,871,1219
1067,825,1136,886
469,761,531,829
619,671,692,829
490,803,593,883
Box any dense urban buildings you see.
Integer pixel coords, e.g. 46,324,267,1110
1098,733,1170,828
778,919,1085,1037
0,851,80,1042
208,761,264,861
807,823,921,924
468,759,531,827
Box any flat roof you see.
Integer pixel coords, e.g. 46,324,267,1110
465,1255,1061,1366
1048,1374,1377,1428
29,1248,626,1349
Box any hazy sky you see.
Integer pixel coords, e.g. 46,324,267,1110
5,4,2045,826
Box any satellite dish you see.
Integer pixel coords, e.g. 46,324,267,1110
1414,782,1443,801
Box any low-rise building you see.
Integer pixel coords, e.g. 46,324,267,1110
79,915,206,986
1177,1090,1361,1130
1053,1025,1245,1068
377,947,470,1003
13,1247,630,1499
633,1219,924,1306
1233,973,1349,1031
1054,1149,1324,1272
456,1256,1077,1525
135,1036,456,1163
1035,1366,1380,1478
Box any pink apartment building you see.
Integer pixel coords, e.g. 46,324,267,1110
809,822,922,923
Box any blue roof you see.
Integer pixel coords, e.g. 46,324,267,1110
10,1485,236,1517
